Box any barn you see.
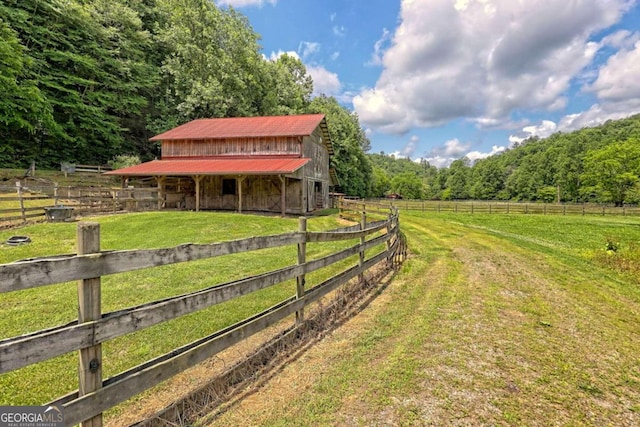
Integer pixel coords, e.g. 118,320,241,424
106,114,337,215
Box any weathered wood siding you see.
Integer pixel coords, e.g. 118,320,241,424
301,127,331,211
163,176,304,214
162,137,301,158
155,125,330,214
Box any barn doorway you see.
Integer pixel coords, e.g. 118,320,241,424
314,181,324,210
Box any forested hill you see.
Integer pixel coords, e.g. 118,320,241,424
369,114,640,205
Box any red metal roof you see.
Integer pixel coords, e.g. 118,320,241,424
105,158,311,176
150,114,326,141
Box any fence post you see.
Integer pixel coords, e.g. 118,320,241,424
296,217,307,324
15,181,26,222
359,210,366,283
54,183,59,206
77,223,103,427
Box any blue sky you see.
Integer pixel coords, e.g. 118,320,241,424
218,0,640,167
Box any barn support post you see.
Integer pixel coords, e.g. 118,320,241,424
296,216,307,323
156,176,166,210
77,222,103,427
237,175,246,213
193,175,204,212
279,175,286,217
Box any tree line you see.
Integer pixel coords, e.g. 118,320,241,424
0,0,372,197
3,1,639,204
370,114,640,206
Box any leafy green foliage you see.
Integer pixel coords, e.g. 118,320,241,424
308,96,373,197
373,114,640,204
581,138,640,206
0,0,319,169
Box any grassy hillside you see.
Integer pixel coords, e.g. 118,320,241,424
204,212,640,426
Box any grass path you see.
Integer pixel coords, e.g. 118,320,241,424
203,214,640,426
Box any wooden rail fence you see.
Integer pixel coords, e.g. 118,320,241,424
0,182,159,227
0,208,403,426
339,198,640,217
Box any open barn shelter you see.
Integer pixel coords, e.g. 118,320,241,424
106,114,338,215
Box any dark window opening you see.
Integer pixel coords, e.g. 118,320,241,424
222,179,236,195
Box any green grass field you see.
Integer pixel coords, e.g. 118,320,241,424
2,211,640,426
0,211,357,414
205,211,640,426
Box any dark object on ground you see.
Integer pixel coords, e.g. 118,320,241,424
6,236,31,246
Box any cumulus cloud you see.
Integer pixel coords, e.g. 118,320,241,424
422,138,508,168
216,0,276,7
587,40,640,101
466,145,507,163
509,37,640,143
353,0,631,134
509,120,558,145
430,138,471,158
307,65,341,96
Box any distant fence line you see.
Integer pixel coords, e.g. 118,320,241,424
338,198,640,217
0,182,158,227
0,208,404,426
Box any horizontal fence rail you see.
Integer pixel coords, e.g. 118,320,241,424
338,198,640,217
0,182,159,228
0,208,403,426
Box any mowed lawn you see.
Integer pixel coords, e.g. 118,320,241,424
0,211,355,413
203,212,640,426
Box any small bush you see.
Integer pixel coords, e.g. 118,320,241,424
110,154,141,170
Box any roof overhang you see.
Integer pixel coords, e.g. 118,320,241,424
104,158,311,177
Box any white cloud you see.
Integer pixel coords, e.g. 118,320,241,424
354,0,632,135
400,136,420,157
333,25,346,37
508,120,558,145
216,0,276,7
299,41,320,60
466,145,507,162
268,50,300,61
433,138,471,158
368,28,392,66
307,66,341,96
587,40,640,101
422,138,508,168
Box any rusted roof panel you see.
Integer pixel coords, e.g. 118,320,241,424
105,158,311,176
150,114,326,141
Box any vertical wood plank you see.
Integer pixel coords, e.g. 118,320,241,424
296,217,307,323
279,175,286,217
77,223,103,427
358,210,366,283
16,182,26,222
